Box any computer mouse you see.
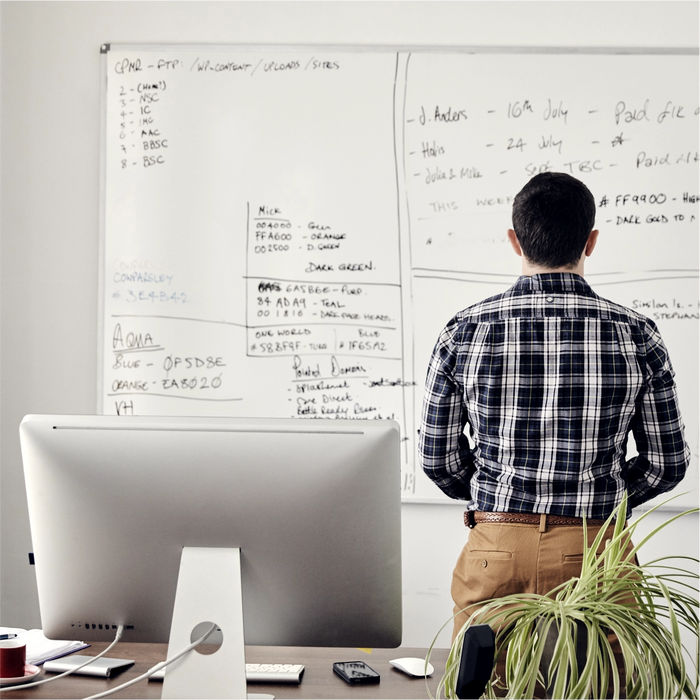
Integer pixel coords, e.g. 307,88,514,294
389,657,434,677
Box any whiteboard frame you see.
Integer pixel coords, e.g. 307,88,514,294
97,44,699,511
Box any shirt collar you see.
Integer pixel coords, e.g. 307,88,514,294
513,273,593,295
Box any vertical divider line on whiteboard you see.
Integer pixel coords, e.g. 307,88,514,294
395,52,418,494
390,52,411,471
245,200,250,359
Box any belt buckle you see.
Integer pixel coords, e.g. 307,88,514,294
465,511,476,529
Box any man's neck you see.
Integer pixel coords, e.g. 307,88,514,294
521,260,584,277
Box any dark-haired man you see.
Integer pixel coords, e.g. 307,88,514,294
418,172,689,640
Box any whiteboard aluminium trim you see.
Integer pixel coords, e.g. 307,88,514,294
402,498,699,513
98,44,698,505
403,498,472,507
96,46,109,416
100,43,698,56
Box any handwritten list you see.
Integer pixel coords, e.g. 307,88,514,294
101,47,698,501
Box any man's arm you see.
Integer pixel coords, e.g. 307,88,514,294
623,325,690,509
418,329,475,500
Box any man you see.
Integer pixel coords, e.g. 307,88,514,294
418,172,690,641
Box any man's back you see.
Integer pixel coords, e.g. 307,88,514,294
419,272,689,518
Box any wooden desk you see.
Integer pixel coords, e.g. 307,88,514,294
2,643,450,699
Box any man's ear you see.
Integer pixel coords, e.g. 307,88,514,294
585,229,599,257
507,229,522,257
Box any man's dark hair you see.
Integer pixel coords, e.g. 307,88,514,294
511,172,596,269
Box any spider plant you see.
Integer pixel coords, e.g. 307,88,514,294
428,494,699,699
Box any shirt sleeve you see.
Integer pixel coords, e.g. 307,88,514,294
417,323,475,500
623,322,691,509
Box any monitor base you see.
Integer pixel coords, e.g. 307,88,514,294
162,547,247,699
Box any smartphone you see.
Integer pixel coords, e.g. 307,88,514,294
333,661,380,684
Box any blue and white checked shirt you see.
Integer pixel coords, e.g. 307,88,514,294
418,273,690,519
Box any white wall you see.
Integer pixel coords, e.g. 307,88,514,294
1,1,698,650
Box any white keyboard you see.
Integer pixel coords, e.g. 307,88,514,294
246,663,305,683
148,663,304,684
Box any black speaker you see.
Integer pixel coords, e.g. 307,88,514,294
456,624,496,699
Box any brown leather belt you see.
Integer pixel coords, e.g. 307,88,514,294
465,511,607,529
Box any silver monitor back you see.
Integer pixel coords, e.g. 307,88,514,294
20,415,402,648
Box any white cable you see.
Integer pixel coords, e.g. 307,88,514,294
0,625,124,693
84,622,218,699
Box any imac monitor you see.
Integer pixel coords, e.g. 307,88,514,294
20,415,402,650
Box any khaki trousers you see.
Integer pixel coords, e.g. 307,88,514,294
451,516,636,696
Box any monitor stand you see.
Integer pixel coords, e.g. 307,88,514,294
162,547,247,699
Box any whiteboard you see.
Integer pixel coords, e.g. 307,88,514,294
99,46,698,506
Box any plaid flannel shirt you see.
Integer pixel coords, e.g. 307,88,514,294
418,273,690,519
